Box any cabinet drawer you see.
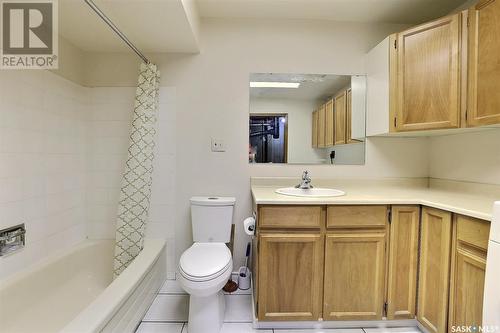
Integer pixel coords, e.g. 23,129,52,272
327,205,387,229
258,206,322,229
456,215,490,251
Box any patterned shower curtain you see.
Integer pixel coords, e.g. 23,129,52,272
113,63,160,278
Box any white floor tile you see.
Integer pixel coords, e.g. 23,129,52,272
143,295,189,322
221,323,272,333
136,322,184,333
159,279,187,294
181,323,270,333
363,328,421,333
274,328,363,333
224,294,253,323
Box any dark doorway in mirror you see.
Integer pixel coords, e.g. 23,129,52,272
249,114,288,163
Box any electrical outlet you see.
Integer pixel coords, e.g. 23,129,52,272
211,138,225,152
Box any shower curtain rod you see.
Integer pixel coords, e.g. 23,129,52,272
84,0,150,64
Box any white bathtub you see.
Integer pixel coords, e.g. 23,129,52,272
0,238,166,333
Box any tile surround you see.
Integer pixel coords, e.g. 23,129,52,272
0,71,87,280
0,71,177,280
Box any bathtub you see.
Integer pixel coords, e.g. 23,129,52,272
0,238,166,333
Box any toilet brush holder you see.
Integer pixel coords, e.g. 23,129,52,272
237,266,251,290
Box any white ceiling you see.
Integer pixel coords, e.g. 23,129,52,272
197,0,467,24
59,0,467,54
59,0,199,53
249,73,352,101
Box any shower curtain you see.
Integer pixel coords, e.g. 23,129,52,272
113,63,160,278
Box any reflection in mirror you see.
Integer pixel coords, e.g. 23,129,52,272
249,73,366,165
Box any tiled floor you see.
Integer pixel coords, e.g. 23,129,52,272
136,280,422,333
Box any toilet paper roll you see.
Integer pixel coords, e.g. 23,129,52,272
243,217,256,236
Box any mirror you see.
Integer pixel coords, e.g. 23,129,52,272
249,73,366,165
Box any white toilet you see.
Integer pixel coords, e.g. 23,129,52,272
178,196,235,333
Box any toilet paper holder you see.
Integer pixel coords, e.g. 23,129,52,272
243,215,256,236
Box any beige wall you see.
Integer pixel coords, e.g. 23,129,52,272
429,130,500,185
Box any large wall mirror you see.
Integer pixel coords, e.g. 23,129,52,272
249,73,366,165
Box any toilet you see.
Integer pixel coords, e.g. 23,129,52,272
178,196,235,333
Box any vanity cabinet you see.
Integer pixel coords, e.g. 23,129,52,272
258,233,324,321
448,215,490,330
323,232,386,320
253,202,490,328
387,206,420,320
417,207,453,333
323,205,388,320
467,0,500,126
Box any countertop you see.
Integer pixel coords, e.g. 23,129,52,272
251,178,500,221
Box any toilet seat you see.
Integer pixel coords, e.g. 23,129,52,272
179,243,232,282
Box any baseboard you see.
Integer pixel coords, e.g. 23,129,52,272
251,293,419,330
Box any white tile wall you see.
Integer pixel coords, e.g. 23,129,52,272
85,86,177,276
0,71,88,280
0,74,177,280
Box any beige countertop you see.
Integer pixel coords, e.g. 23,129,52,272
251,178,500,221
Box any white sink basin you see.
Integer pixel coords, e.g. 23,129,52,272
275,187,346,198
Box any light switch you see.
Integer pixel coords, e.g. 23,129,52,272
211,138,225,152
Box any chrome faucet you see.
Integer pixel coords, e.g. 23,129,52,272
296,171,313,189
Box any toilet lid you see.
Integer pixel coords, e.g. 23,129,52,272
179,243,232,280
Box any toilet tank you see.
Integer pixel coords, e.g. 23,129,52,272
190,196,236,243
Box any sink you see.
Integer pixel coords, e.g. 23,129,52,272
275,187,346,198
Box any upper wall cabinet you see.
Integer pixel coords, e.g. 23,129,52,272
395,14,462,131
366,5,500,136
468,0,500,126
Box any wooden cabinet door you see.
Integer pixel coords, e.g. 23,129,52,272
448,215,490,330
323,232,386,320
312,110,318,148
258,233,323,321
318,104,326,147
449,248,487,330
417,207,453,333
468,0,500,126
334,91,347,145
395,14,462,131
387,206,420,319
325,99,335,147
346,88,353,143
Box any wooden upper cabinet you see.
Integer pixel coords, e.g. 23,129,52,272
323,232,386,320
468,0,500,126
387,206,420,320
417,207,453,333
317,104,326,147
325,99,335,147
334,91,347,145
395,14,462,131
345,88,357,143
312,110,318,148
258,233,324,321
